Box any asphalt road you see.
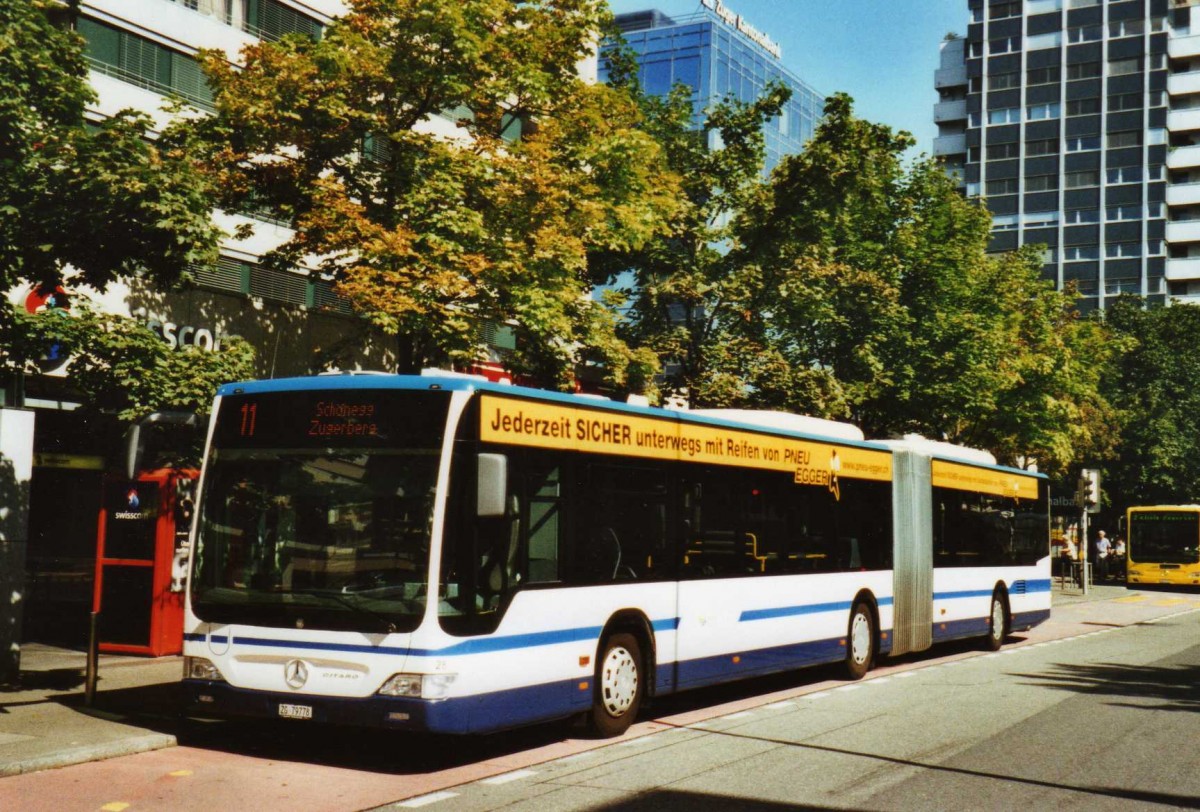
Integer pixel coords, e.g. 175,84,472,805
4,591,1200,812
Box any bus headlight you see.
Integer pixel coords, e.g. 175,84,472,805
378,673,456,699
184,656,225,682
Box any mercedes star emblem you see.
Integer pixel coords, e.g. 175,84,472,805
284,659,309,690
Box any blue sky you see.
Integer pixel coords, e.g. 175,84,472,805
606,0,965,154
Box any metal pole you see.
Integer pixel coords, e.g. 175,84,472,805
85,611,98,705
1080,508,1090,596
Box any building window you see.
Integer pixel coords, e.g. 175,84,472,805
1148,239,1165,255
1151,53,1166,70
1024,211,1060,227
1105,242,1142,258
1148,202,1164,218
1026,66,1061,86
1106,204,1142,221
992,213,1020,231
1025,138,1058,156
966,181,982,196
967,146,981,162
1026,31,1062,50
990,72,1021,91
971,7,984,23
1149,165,1164,181
969,41,984,58
1106,166,1142,184
986,178,1020,195
1065,245,1100,260
77,17,214,109
1068,25,1102,43
1025,174,1058,191
988,107,1021,125
990,1,1021,19
1148,128,1167,145
1105,277,1140,295
987,141,1021,159
1067,0,1099,7
1027,102,1061,120
1066,62,1100,80
1108,57,1143,76
1066,98,1100,116
1107,93,1142,112
245,0,323,41
1107,130,1142,148
1066,135,1100,151
1027,0,1062,13
970,111,983,127
1065,208,1099,223
1149,92,1165,108
989,37,1020,54
1066,170,1100,188
969,76,984,93
1108,19,1145,38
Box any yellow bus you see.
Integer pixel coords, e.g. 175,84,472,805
1125,506,1200,587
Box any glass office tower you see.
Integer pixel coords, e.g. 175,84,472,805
602,7,824,174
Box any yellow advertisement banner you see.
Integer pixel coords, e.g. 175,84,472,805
479,395,892,486
932,459,1039,500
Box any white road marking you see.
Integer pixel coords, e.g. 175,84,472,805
481,770,538,785
397,791,459,808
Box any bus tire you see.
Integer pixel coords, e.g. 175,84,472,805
984,589,1008,651
588,632,643,738
844,600,875,680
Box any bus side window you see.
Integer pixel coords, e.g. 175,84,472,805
572,463,667,582
526,465,561,583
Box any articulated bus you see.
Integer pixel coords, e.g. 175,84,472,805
181,372,1051,736
1126,506,1200,587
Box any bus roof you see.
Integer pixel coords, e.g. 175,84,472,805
217,372,1044,478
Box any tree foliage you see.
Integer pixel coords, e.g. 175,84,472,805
190,0,678,389
0,0,221,312
8,305,255,423
1103,298,1200,506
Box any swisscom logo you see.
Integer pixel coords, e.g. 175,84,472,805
114,488,146,520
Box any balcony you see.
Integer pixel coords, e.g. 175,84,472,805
1169,33,1200,60
1169,108,1200,134
1169,72,1200,97
933,99,968,123
935,64,968,89
1167,220,1200,243
1167,256,1200,280
933,133,967,157
1168,144,1200,170
1168,182,1200,206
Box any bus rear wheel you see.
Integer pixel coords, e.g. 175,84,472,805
844,601,875,680
984,590,1008,651
588,633,643,738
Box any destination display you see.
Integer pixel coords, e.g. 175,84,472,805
479,395,892,486
212,390,449,449
931,459,1039,500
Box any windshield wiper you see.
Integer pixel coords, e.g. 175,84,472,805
289,588,400,634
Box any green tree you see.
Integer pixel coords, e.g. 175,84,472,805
1103,298,1200,506
191,0,677,390
735,95,1115,472
603,65,790,406
8,305,255,423
0,0,221,327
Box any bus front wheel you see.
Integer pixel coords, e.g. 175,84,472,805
588,632,643,738
984,590,1008,651
844,601,875,680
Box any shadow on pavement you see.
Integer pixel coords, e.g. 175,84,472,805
1016,661,1200,713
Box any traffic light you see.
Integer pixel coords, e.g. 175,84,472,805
1079,468,1101,512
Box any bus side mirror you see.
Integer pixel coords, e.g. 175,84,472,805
476,454,508,517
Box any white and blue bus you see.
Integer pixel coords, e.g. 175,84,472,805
181,372,1051,736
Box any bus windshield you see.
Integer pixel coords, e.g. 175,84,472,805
190,389,450,632
1130,511,1200,565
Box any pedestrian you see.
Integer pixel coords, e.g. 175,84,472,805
1095,530,1111,581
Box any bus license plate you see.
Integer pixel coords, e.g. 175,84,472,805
278,703,313,720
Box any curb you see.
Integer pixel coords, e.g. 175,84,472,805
0,732,177,778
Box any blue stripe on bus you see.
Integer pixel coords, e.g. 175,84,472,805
186,618,681,658
739,596,894,623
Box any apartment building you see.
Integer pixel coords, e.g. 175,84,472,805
934,0,1200,310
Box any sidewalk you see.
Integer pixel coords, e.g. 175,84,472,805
0,580,1176,777
0,644,182,777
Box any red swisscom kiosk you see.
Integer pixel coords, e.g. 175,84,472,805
93,469,197,656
